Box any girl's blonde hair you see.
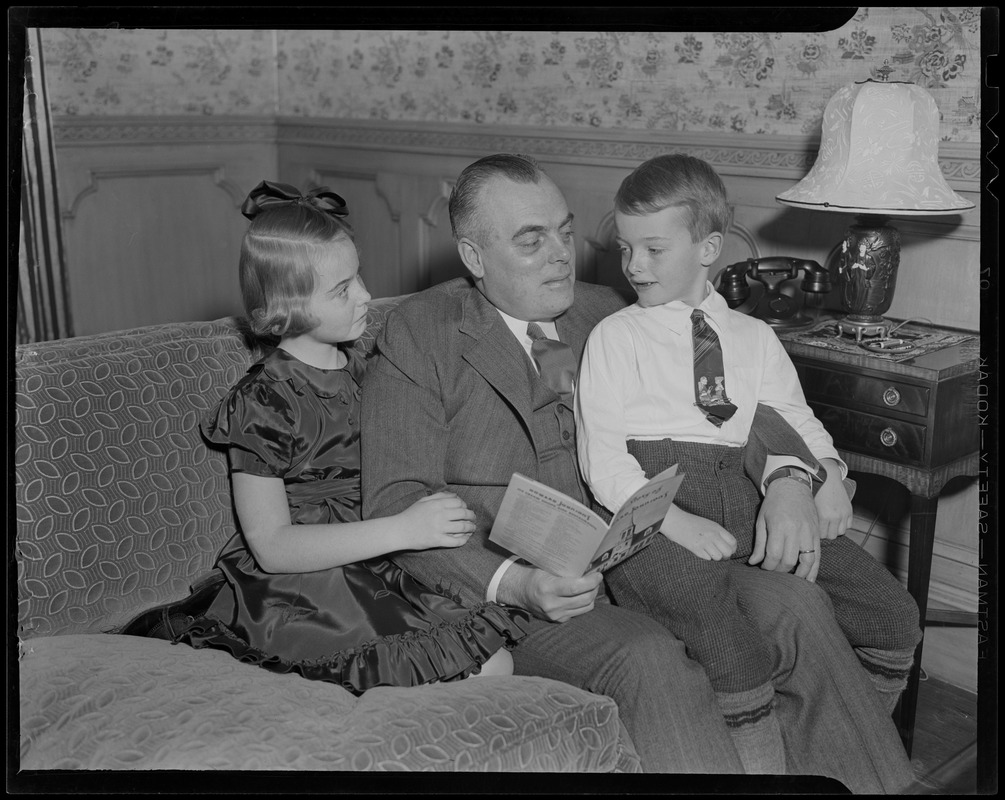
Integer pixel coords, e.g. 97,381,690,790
239,204,355,338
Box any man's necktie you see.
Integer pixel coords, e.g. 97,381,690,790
527,322,577,402
691,309,737,427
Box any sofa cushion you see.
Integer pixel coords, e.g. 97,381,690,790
19,634,640,772
15,299,402,639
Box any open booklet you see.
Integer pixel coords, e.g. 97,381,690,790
489,465,684,578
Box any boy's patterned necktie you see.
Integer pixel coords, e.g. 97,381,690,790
526,322,576,402
691,309,737,427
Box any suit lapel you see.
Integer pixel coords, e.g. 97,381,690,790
555,287,595,361
459,288,541,419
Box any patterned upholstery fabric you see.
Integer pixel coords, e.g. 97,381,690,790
15,300,398,638
14,296,641,773
20,634,638,772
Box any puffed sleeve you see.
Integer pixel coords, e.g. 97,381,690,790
201,375,295,478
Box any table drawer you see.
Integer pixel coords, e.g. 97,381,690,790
796,364,930,418
808,402,928,464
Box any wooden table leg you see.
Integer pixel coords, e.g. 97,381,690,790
896,493,940,757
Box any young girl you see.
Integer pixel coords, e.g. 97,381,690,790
122,180,529,692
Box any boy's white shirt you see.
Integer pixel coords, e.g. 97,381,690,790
575,281,846,516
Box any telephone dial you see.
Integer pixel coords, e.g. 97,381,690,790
715,256,832,330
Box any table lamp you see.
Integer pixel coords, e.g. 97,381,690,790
776,78,974,341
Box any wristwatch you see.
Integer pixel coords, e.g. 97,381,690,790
764,466,814,492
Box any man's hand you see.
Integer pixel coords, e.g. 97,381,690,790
497,562,602,623
815,458,853,540
750,477,821,582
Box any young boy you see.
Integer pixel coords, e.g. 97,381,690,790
575,154,921,774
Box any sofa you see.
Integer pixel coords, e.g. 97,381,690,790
15,295,642,774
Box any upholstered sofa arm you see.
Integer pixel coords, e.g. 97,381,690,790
19,634,640,773
15,299,404,639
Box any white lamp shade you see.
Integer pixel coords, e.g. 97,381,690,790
777,80,974,215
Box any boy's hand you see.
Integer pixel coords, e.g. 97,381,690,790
751,478,821,582
815,460,853,539
400,491,477,550
660,504,737,560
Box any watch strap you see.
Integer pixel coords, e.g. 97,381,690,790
764,466,815,492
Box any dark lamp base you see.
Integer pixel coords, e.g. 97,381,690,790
838,217,901,334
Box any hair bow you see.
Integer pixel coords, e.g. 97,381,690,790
241,180,349,221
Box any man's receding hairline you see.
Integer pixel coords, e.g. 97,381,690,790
465,171,554,246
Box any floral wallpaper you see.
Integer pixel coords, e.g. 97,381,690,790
38,28,279,116
39,7,983,142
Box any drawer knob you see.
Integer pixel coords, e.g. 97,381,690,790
880,427,899,447
882,387,902,406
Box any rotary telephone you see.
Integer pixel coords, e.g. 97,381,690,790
715,256,832,330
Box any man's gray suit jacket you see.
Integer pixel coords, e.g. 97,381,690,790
361,277,626,609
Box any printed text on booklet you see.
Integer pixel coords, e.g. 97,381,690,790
489,466,684,578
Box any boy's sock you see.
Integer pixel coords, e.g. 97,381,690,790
716,683,786,775
855,645,916,716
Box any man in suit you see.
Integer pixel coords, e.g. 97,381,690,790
361,154,914,790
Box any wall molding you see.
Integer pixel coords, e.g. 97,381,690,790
61,165,246,219
52,115,982,193
52,116,279,146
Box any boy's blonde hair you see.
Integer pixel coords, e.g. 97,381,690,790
614,154,730,243
239,204,355,338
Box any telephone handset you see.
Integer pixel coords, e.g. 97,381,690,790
715,256,832,330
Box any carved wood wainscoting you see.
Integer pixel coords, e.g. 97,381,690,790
52,116,981,330
51,117,283,336
50,114,982,691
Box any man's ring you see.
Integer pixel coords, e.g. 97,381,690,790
798,549,816,555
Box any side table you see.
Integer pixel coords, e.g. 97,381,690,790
780,319,980,757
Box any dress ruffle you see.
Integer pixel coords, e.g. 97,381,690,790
174,601,533,696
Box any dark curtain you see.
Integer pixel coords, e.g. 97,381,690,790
17,28,73,344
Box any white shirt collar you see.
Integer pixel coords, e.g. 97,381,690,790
631,281,725,334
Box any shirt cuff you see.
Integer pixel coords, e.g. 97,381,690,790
486,556,521,603
609,477,650,519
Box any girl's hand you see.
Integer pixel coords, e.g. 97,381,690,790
814,463,853,540
399,491,477,550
